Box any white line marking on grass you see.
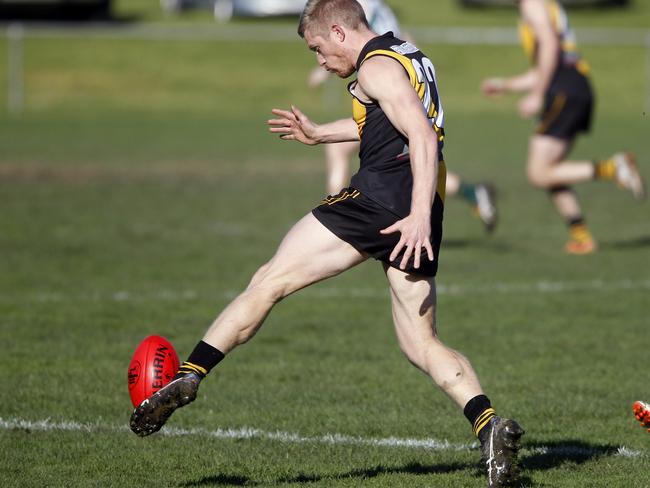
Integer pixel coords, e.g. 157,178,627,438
4,278,650,304
1,417,645,459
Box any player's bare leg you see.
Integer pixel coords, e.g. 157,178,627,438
446,171,498,233
385,265,490,408
130,214,366,436
203,213,365,353
384,265,523,487
325,141,357,195
526,135,596,254
384,265,482,405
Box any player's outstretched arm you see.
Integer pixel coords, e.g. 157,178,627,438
268,105,359,145
356,56,438,270
481,68,538,96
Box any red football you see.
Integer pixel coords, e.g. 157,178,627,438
127,335,180,408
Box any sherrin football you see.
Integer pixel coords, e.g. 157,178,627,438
127,335,180,408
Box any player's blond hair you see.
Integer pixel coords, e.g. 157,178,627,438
298,0,369,38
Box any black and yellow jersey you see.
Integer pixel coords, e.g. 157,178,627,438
348,32,445,217
519,0,590,76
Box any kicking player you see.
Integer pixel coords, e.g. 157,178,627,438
130,1,523,485
309,0,499,232
633,401,650,433
482,0,645,253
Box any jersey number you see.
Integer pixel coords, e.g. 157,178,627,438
411,57,444,129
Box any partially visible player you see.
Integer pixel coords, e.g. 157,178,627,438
309,0,498,232
633,400,650,433
482,0,645,254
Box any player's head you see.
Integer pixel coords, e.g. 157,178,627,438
298,0,371,78
298,0,369,39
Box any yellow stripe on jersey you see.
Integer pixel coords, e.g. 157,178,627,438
362,49,419,88
355,49,444,141
352,98,367,138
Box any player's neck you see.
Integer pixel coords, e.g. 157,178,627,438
347,27,379,62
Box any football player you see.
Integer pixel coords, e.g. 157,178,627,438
130,1,524,486
309,0,498,232
482,0,645,253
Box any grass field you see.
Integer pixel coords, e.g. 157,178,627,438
1,3,650,486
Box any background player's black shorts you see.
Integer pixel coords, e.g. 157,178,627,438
536,66,593,139
312,188,443,277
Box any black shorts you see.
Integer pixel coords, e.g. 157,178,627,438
312,188,444,277
537,66,593,140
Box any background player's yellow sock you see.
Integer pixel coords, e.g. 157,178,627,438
594,158,616,180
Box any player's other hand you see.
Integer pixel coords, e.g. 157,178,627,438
268,106,319,145
380,214,434,270
518,92,543,118
481,78,505,97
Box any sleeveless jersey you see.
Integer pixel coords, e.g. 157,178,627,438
518,0,590,76
348,32,446,217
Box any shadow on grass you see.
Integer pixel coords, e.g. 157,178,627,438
180,440,626,487
599,235,650,250
180,461,473,487
443,237,514,253
520,439,621,471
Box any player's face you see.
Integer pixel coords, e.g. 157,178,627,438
304,28,355,78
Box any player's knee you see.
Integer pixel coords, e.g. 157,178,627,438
527,167,551,189
249,272,290,304
248,262,272,290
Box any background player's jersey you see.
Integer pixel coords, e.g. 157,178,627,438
357,0,401,36
518,0,590,75
348,32,445,217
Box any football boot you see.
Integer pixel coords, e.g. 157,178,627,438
480,416,524,487
613,152,645,201
130,372,201,437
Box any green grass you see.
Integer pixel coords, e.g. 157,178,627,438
1,25,650,488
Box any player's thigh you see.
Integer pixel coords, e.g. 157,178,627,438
527,135,572,178
255,212,366,295
384,264,437,339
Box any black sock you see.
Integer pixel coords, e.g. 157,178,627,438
464,394,496,441
175,340,225,379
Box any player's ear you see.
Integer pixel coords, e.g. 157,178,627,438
331,24,345,43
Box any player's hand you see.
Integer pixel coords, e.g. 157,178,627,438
518,92,543,118
481,78,506,97
268,106,319,145
380,214,434,270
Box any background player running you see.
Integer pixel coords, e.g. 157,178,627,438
481,0,645,253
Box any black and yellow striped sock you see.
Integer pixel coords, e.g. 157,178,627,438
464,394,496,440
175,340,225,380
593,158,616,180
